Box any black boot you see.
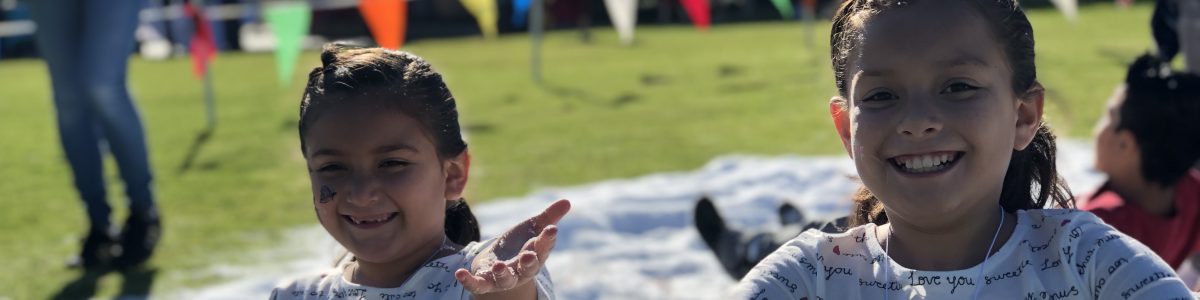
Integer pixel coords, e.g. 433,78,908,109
778,202,806,226
67,228,116,269
113,210,161,269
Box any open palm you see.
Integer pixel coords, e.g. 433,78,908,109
455,199,571,295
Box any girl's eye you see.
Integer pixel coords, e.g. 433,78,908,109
379,160,411,168
316,164,346,173
863,91,897,102
941,82,980,94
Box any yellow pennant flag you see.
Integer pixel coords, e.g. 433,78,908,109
461,0,498,38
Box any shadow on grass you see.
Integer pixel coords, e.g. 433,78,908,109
177,128,214,174
52,267,158,300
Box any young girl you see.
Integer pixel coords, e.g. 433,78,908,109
272,43,570,300
731,0,1196,298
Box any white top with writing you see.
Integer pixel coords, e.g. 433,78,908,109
731,209,1196,299
271,239,555,300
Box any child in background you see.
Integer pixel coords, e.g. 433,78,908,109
731,0,1195,298
272,43,570,300
1085,54,1200,289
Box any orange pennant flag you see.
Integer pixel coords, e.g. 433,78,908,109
359,0,408,49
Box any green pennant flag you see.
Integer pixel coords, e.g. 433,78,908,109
770,0,794,20
265,2,311,87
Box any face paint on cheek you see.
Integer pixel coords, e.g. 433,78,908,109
319,185,338,204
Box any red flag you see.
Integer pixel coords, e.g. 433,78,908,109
680,0,710,31
186,3,217,78
359,0,408,49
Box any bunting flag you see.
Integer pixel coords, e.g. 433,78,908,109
603,0,637,45
769,0,793,20
185,3,217,78
461,0,499,38
359,0,407,49
265,2,311,87
680,0,710,31
513,0,532,27
1050,0,1077,22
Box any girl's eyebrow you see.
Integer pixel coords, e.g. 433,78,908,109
310,148,342,158
938,55,990,68
375,144,419,154
308,144,418,158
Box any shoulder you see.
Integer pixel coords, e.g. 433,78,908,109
1020,208,1131,252
1079,182,1125,212
1021,210,1193,298
270,269,341,300
730,224,875,299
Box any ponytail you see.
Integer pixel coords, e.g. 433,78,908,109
445,199,481,245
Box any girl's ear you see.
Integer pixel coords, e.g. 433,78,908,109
1013,84,1045,151
443,151,470,200
1115,130,1139,157
830,97,853,157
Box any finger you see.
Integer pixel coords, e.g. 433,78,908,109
531,225,559,262
510,251,541,280
490,261,519,290
529,199,571,230
455,268,494,294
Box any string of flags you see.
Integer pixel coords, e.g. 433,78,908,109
181,0,1082,88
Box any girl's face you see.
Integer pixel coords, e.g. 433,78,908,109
303,105,467,263
833,0,1042,224
1092,87,1138,183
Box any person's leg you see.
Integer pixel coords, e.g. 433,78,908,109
80,0,157,218
80,0,161,268
30,0,113,231
1179,0,1200,71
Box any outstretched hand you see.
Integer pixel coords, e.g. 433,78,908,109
455,199,571,296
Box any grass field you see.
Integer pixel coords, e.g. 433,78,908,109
0,3,1159,298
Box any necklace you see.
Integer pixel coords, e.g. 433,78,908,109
351,234,449,288
882,208,1004,300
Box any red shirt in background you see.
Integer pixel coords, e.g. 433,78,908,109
1082,169,1200,269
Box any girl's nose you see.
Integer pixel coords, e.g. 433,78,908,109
897,99,943,138
345,174,382,206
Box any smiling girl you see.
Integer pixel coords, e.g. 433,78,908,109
272,43,569,300
731,0,1195,298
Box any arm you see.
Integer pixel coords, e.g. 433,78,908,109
1086,234,1194,299
1180,0,1200,71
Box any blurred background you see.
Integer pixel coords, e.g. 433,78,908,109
0,0,1175,298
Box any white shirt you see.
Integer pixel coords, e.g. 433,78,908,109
271,239,555,300
731,209,1197,299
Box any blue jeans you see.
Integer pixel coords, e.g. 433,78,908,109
29,0,157,230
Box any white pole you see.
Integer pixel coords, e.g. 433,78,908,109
530,0,544,83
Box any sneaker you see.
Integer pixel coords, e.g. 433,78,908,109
67,228,116,269
778,202,806,226
113,211,161,269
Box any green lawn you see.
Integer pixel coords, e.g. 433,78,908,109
0,3,1157,298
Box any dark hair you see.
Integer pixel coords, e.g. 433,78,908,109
829,0,1074,226
1115,54,1200,187
299,43,481,246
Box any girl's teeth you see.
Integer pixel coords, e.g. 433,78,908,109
897,153,957,173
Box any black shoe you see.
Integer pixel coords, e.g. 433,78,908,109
67,228,116,269
113,211,161,269
695,197,765,279
778,202,806,226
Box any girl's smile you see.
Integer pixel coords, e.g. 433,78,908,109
887,151,964,176
342,212,400,229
